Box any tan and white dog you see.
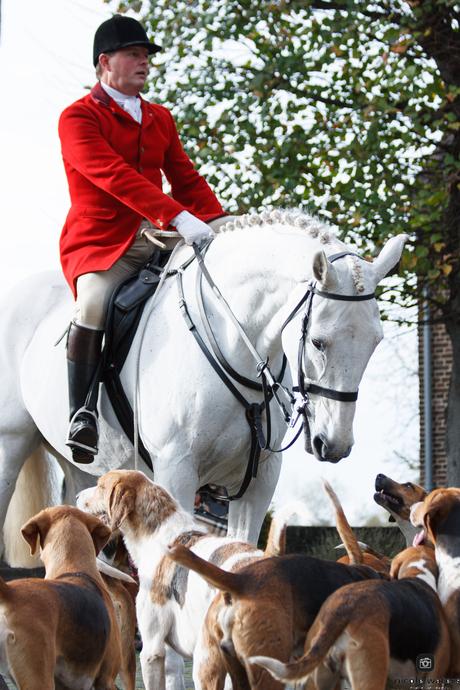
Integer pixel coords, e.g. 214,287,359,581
0,505,122,690
76,469,313,690
251,546,450,690
374,473,430,547
166,541,386,689
411,487,460,677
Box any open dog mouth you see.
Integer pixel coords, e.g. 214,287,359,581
374,489,403,508
374,484,404,522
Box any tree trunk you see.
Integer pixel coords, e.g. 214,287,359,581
444,312,460,487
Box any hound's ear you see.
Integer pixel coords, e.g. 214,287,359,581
108,484,136,531
423,491,451,543
21,511,50,555
90,520,112,556
82,513,113,555
312,251,339,291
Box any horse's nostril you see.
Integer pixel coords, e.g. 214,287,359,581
313,436,345,463
313,435,326,459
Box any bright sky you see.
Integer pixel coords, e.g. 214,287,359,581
0,0,420,525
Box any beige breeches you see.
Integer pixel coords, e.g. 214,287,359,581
74,216,235,329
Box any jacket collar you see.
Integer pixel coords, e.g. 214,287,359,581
90,81,112,106
90,81,157,127
90,81,143,106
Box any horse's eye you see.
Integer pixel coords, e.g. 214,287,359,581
311,339,323,351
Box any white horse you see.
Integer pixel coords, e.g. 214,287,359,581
0,209,406,559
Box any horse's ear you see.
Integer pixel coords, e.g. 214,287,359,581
312,251,339,290
371,234,407,285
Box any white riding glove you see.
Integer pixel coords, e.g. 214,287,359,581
170,211,213,245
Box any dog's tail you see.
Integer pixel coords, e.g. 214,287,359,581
96,558,137,584
335,541,393,568
321,477,363,565
353,542,392,568
249,596,352,683
167,543,243,597
264,501,315,557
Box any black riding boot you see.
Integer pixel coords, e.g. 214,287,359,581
66,321,104,464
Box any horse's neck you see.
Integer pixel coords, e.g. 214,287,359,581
198,228,348,357
198,232,306,360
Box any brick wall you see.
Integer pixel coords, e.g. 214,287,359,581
419,318,452,489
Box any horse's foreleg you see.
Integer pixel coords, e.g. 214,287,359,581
153,457,199,517
227,452,282,545
52,453,100,505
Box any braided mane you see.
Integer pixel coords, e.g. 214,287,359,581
215,209,365,292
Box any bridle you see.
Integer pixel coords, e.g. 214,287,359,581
282,251,376,418
176,243,376,500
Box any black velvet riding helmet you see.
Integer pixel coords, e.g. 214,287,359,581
93,15,161,67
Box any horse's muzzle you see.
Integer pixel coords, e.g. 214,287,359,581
311,434,351,463
302,410,352,462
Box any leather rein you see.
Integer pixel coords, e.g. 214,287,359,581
173,242,375,501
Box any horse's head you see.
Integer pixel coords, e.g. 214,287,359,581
282,234,407,463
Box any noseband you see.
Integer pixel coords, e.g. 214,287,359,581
284,251,376,408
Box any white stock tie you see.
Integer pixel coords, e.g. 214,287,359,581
123,97,142,124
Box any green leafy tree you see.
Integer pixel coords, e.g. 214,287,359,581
112,0,460,483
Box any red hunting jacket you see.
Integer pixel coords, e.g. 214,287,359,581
59,82,225,297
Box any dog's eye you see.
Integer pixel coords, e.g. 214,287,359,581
403,483,414,490
311,339,323,351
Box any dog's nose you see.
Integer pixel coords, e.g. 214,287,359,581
376,473,387,480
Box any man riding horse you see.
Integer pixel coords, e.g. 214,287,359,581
59,15,230,464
